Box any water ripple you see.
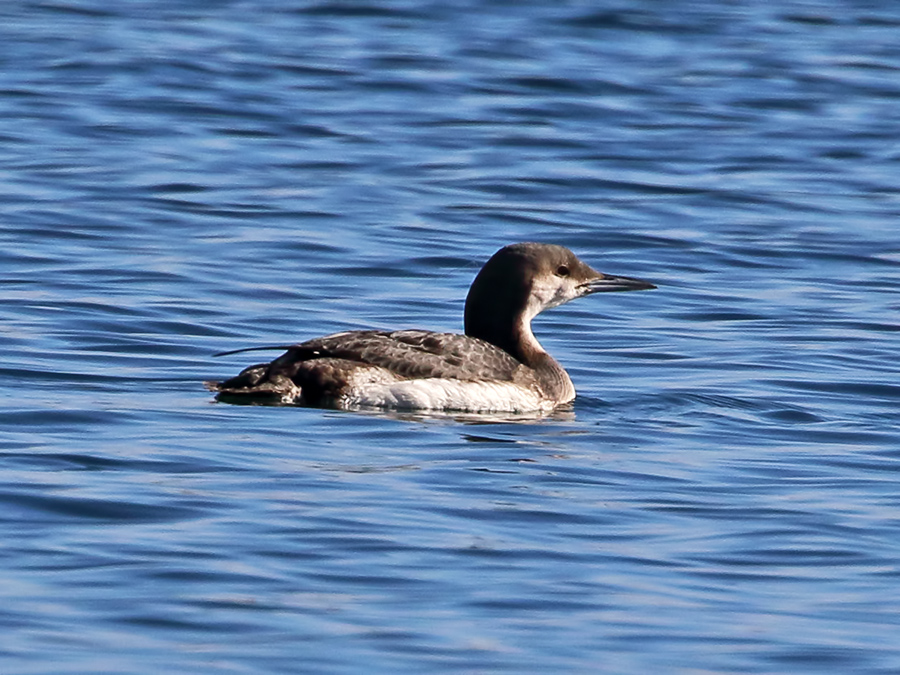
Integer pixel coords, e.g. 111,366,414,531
3,0,900,672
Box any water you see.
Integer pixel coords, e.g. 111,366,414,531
2,0,900,672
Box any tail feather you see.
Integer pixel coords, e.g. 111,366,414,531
205,362,302,404
213,345,293,358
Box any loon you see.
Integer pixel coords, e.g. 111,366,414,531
205,242,655,412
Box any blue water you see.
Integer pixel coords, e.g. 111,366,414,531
3,0,900,672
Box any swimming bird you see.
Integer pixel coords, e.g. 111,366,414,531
206,242,655,412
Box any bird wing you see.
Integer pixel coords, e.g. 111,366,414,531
283,329,525,382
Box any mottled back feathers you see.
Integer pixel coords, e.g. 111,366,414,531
209,329,539,407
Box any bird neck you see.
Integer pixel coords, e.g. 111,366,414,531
465,290,575,403
465,283,531,361
463,294,552,367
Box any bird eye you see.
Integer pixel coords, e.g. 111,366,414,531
556,265,570,277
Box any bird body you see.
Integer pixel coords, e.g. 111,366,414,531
206,243,654,412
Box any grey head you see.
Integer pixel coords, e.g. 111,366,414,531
464,242,655,365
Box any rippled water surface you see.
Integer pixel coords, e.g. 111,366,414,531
3,1,900,672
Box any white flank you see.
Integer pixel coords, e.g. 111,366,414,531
342,378,548,413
